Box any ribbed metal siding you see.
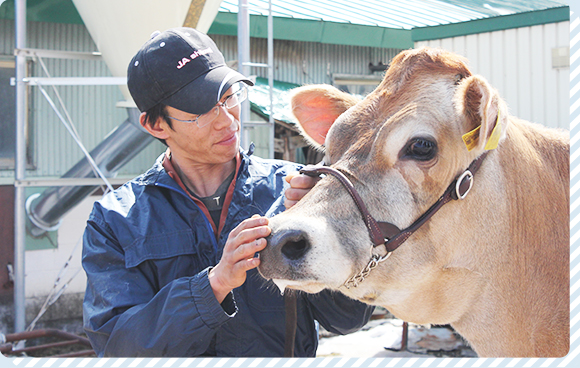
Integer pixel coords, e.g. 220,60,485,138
0,19,164,180
211,34,402,87
415,21,569,129
210,35,402,155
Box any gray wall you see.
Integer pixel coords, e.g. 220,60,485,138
0,19,165,182
211,34,402,87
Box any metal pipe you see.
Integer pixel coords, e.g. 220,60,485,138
16,178,131,187
14,0,27,335
2,328,94,357
3,328,92,345
26,108,154,237
54,349,96,358
238,0,250,149
267,0,274,159
21,77,126,86
9,339,82,354
401,321,408,351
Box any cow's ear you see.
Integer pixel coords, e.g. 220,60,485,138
455,75,508,152
290,85,360,149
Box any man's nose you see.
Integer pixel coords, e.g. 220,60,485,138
213,105,237,128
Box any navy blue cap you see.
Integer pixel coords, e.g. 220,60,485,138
127,27,253,115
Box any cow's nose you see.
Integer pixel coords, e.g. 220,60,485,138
275,229,311,261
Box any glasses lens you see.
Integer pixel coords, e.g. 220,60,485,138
224,85,248,110
196,105,220,128
195,83,248,128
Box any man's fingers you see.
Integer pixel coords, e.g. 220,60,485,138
287,173,318,189
229,256,261,275
285,171,298,184
234,226,271,247
232,237,267,261
284,198,298,209
228,216,268,238
211,216,271,300
285,188,310,201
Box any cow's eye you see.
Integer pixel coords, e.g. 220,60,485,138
404,138,437,161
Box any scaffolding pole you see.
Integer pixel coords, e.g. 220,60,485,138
267,0,274,159
238,0,275,158
237,0,251,150
14,0,27,334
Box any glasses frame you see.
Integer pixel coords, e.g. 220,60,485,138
166,84,248,128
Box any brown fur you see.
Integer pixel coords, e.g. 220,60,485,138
259,47,570,357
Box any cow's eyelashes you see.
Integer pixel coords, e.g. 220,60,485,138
403,138,438,161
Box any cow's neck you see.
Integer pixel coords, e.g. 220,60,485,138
452,122,569,357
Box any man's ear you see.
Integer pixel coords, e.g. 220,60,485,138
140,112,170,141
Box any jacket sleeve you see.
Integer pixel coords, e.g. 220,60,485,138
82,213,236,357
305,289,374,335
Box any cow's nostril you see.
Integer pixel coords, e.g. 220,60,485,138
278,230,310,260
281,238,310,260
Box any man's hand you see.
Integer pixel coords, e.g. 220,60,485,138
284,172,319,209
209,215,271,303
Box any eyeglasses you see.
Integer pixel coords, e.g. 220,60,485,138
166,84,248,128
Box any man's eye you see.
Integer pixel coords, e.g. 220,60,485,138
404,138,437,161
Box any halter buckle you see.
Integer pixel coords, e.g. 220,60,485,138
455,170,474,200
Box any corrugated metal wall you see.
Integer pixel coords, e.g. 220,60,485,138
211,34,402,86
415,21,570,129
0,19,165,181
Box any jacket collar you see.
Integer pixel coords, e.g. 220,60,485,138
137,145,254,190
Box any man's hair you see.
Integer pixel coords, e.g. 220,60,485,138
144,103,173,146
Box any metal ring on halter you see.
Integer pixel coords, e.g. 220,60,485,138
455,170,474,200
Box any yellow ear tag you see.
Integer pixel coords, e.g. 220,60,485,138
462,126,480,151
461,109,501,151
484,110,501,151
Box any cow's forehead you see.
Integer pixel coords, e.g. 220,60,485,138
380,47,471,94
326,48,471,164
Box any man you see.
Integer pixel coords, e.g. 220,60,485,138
82,27,373,357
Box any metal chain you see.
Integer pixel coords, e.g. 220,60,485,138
344,252,392,289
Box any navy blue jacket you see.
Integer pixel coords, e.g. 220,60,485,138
82,150,373,357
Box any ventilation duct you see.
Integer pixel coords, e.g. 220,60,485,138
26,108,153,236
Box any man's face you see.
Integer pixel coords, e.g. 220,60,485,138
162,85,242,165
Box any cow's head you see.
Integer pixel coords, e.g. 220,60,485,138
258,47,508,323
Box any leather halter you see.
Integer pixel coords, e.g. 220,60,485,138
299,152,488,286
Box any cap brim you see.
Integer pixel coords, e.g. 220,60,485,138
162,66,254,115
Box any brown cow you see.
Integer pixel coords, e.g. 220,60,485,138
258,47,570,357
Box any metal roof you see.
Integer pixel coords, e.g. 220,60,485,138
0,0,569,29
249,77,299,124
218,0,568,29
209,1,569,48
0,0,570,49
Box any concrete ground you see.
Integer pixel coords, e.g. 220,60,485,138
317,317,478,358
